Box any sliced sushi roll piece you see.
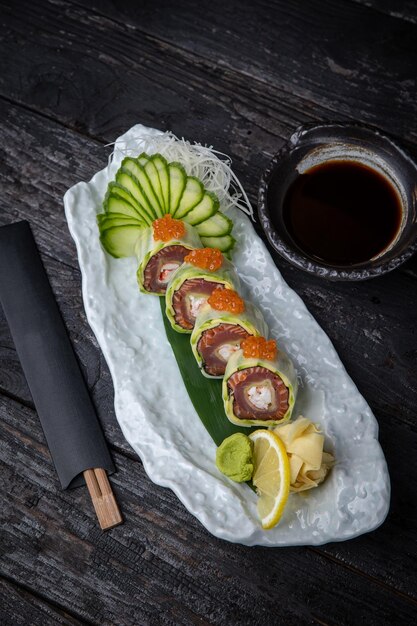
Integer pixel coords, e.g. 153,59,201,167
191,296,268,378
136,215,201,296
165,248,239,333
222,337,298,427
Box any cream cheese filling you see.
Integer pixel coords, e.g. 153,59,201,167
247,384,273,410
217,343,240,362
159,262,180,283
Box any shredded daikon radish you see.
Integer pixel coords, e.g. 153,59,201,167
105,131,254,220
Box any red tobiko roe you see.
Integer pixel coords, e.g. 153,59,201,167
184,247,223,272
153,214,186,242
208,287,245,314
241,336,277,361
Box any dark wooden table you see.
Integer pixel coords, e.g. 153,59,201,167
1,1,417,624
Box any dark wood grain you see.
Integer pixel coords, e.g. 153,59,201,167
64,0,417,142
1,88,417,617
0,0,330,158
2,324,417,609
1,0,417,623
0,578,82,626
2,395,417,626
1,0,417,168
1,97,416,430
353,0,417,23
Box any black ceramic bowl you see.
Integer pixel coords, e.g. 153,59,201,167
258,123,417,280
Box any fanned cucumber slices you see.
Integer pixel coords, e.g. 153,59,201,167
97,152,235,258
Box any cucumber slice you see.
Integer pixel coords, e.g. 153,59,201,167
100,224,142,258
106,182,146,215
200,234,236,253
144,159,165,217
168,162,187,214
136,153,169,214
151,154,170,214
174,176,204,219
108,182,138,206
182,191,219,226
121,158,163,218
115,169,156,223
195,211,233,237
98,212,144,229
137,153,150,167
104,193,150,224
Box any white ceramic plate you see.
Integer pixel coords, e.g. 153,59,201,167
64,124,390,546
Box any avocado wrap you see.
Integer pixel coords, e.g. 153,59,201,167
222,347,298,427
136,223,201,296
165,258,239,334
190,301,268,378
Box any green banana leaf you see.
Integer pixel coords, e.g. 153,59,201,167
160,299,255,446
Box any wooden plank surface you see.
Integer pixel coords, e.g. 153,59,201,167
1,0,417,624
0,578,81,626
44,0,417,140
2,395,417,625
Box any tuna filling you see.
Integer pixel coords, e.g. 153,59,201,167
197,323,251,376
173,278,224,330
227,366,289,421
143,245,189,294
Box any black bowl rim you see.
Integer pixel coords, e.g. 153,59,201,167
258,121,417,281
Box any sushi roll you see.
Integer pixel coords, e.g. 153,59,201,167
165,248,239,333
222,337,298,427
136,215,201,295
191,294,268,378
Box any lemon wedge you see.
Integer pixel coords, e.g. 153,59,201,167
249,430,290,529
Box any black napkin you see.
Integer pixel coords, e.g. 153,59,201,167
0,221,115,488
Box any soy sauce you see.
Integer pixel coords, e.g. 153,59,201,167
282,161,402,265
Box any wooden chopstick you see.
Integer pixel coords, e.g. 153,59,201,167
83,468,123,530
